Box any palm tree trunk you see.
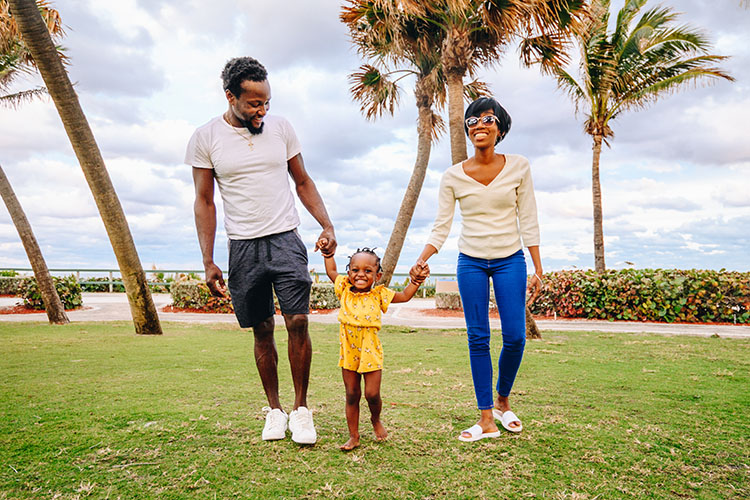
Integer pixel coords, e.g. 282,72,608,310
591,134,606,272
8,0,162,335
0,164,69,324
380,84,434,286
446,70,467,164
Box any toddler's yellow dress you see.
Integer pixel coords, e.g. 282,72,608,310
334,274,396,373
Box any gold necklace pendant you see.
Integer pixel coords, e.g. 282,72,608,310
225,113,254,150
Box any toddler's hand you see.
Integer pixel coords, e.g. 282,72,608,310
315,237,329,254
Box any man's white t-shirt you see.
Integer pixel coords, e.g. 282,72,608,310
185,114,303,240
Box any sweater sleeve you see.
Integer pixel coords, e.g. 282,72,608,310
516,157,540,247
426,171,457,252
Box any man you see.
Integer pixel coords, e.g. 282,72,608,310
186,57,336,445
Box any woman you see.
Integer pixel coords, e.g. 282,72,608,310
411,96,543,441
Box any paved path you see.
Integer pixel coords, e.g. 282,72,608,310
1,293,748,338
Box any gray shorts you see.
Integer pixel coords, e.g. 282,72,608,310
227,230,312,328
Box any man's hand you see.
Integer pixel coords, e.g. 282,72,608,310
314,228,337,258
204,262,228,298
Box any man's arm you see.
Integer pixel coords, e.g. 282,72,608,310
287,153,337,257
192,167,227,297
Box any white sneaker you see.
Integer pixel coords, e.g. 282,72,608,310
288,406,317,444
261,406,288,441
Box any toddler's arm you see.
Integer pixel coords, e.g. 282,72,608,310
392,273,426,304
320,238,339,283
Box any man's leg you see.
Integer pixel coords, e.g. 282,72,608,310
282,313,311,410
253,315,282,409
253,314,289,441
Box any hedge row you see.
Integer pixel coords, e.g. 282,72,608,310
79,277,170,293
529,269,749,323
170,279,340,313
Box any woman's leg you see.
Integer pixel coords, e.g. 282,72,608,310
457,253,495,411
490,250,527,427
363,370,387,441
341,368,361,450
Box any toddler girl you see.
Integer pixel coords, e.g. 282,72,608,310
322,245,427,450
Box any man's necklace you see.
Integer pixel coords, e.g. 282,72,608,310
225,113,254,150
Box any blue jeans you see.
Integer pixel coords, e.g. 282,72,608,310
457,250,527,410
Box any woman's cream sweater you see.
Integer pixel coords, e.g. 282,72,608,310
426,154,540,260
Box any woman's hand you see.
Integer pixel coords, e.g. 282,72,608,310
410,259,430,282
526,273,543,304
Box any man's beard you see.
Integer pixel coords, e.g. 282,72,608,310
238,117,264,135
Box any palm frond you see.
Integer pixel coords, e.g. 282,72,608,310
555,68,586,110
612,0,647,49
0,86,47,108
463,78,490,102
428,109,446,143
348,64,403,120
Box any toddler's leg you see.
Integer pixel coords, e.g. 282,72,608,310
363,370,387,441
341,368,361,450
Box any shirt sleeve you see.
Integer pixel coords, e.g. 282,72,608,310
184,127,213,169
334,274,348,299
377,286,396,313
516,157,540,247
280,117,303,161
425,170,457,252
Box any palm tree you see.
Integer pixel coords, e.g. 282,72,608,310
0,165,69,323
8,0,162,335
341,0,489,285
404,0,588,164
1,0,68,324
554,0,733,271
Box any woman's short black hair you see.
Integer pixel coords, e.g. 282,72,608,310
464,96,512,144
221,57,268,98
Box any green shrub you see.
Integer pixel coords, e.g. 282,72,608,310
18,275,82,310
0,276,30,295
310,284,339,309
170,279,233,313
529,269,750,324
0,270,18,277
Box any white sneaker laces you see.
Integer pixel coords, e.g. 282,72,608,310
263,406,285,425
295,409,313,428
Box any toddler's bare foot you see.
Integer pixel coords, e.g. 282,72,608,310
372,420,388,441
340,436,360,451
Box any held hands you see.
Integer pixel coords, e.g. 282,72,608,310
409,259,430,285
204,261,228,298
314,229,337,258
526,272,543,304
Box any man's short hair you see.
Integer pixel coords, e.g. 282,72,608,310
464,96,512,144
222,57,268,97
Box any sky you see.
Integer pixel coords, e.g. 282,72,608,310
1,0,748,277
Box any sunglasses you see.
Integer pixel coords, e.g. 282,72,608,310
465,115,499,128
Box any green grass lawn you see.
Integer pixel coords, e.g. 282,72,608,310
0,322,747,499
